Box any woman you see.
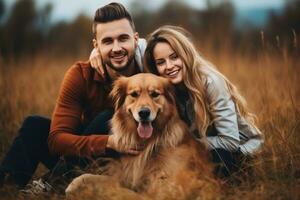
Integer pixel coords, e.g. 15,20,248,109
143,25,263,178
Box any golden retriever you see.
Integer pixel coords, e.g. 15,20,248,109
66,73,218,199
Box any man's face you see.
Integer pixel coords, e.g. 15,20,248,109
94,18,138,71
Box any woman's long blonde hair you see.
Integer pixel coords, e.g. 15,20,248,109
144,25,259,136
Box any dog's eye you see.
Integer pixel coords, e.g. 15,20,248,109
150,91,160,98
130,91,139,98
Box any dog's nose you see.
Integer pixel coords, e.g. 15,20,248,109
138,107,151,120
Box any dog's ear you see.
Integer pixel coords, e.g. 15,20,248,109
110,76,128,110
161,77,176,105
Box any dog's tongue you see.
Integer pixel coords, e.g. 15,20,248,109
137,122,153,139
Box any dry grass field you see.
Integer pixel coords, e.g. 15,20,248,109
0,43,299,199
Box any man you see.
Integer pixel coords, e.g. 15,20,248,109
0,2,146,191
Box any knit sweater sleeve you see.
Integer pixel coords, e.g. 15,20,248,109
48,64,108,158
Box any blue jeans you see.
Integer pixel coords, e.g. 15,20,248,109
0,109,114,188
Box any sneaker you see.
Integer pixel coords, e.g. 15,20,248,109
19,178,53,195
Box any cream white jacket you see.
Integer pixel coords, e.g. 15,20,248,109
177,66,264,156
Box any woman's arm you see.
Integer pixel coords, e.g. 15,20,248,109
202,72,240,152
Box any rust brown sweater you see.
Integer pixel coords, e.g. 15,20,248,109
48,61,113,158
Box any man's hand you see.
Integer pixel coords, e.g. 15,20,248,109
106,135,142,155
89,48,105,78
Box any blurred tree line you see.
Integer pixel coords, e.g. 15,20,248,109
0,0,92,60
0,0,299,62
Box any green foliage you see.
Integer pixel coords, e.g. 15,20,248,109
0,0,92,60
0,0,46,58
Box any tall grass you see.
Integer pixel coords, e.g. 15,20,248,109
0,42,299,199
0,56,74,154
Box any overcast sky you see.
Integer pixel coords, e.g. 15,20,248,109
3,0,285,23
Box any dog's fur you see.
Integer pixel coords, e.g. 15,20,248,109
66,73,218,199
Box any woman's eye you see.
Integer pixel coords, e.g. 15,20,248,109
170,54,178,60
150,91,160,98
156,60,165,66
130,91,139,98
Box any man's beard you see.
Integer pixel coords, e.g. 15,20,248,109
105,53,135,72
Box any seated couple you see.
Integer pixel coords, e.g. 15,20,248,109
0,2,263,196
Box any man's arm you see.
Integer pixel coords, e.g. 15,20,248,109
48,63,108,158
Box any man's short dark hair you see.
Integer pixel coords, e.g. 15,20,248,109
92,2,135,37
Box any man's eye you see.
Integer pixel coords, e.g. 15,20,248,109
130,91,139,98
102,40,112,45
150,91,160,98
119,37,129,42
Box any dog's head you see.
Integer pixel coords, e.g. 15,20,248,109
110,73,176,140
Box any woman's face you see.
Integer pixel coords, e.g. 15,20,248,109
153,42,183,85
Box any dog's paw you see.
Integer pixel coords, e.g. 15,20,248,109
65,173,95,197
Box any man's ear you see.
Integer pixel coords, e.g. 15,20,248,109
133,32,139,48
93,39,98,49
110,77,128,110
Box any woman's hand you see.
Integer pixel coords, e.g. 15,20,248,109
106,135,142,155
89,48,105,78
